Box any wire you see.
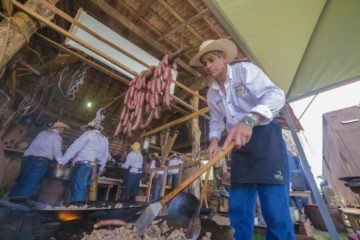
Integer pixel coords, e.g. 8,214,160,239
298,93,318,120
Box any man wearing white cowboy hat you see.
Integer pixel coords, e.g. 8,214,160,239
119,142,143,202
190,39,294,240
58,120,110,202
9,121,70,198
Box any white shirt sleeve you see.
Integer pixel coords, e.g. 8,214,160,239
60,132,89,165
99,137,110,172
52,135,63,162
207,91,226,141
241,63,285,124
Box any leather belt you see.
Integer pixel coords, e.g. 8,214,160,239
26,155,50,161
76,160,97,165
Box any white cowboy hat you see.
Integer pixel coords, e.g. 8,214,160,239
189,38,238,67
49,121,70,130
80,120,104,131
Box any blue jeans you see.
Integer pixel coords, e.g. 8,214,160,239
9,156,49,198
69,162,93,202
151,174,164,201
119,172,141,202
229,184,295,240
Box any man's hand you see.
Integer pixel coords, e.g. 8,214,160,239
222,122,253,150
207,138,219,159
57,163,64,170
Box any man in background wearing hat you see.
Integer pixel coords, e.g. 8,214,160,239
190,39,294,240
58,120,110,202
149,152,165,200
119,142,143,202
167,153,183,189
9,121,70,198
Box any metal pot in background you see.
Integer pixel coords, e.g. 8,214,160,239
49,164,73,181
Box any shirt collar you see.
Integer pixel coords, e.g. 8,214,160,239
210,64,232,91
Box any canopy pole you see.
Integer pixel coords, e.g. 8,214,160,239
283,104,339,240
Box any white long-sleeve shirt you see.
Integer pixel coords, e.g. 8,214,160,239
24,129,63,161
207,62,285,140
59,130,110,171
121,151,143,173
168,157,182,174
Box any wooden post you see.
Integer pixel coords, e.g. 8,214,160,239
160,166,168,198
189,91,201,198
146,171,156,202
0,0,60,70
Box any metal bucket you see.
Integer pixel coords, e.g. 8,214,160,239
49,165,72,181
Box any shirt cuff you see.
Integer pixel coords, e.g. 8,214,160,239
250,104,273,125
209,130,221,141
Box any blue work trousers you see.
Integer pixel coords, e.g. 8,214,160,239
119,172,141,202
9,156,49,198
69,162,93,202
229,183,295,240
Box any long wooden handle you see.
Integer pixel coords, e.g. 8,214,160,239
199,169,211,204
161,142,235,205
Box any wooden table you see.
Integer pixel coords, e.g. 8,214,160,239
97,177,123,201
339,207,360,231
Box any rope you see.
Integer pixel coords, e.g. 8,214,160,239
0,11,30,43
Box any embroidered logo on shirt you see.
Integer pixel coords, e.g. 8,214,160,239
234,83,245,97
216,100,222,106
274,171,283,181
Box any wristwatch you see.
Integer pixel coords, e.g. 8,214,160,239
241,113,258,127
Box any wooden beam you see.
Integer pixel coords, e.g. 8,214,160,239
134,0,152,19
19,0,207,104
13,0,139,76
113,1,180,52
157,0,203,41
38,0,150,68
158,9,209,41
89,0,202,78
141,107,209,138
36,34,130,85
187,0,224,38
0,0,60,70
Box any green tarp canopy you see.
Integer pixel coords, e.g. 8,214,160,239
205,0,360,101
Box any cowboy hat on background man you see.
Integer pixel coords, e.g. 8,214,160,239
130,142,141,153
49,121,70,130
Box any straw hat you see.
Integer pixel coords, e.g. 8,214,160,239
49,121,70,130
169,153,178,158
80,120,104,131
130,142,141,153
151,152,159,158
189,39,238,67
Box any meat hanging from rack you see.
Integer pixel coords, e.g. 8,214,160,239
114,54,177,138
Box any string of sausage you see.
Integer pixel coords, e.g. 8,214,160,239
114,54,177,138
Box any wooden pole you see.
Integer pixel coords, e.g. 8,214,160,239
0,0,60,70
190,91,201,198
37,1,149,68
36,34,130,85
16,0,207,103
141,107,209,138
12,0,139,76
